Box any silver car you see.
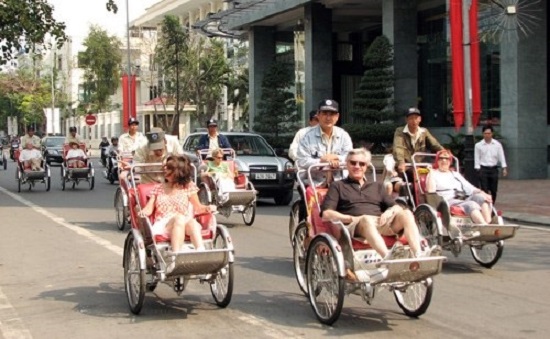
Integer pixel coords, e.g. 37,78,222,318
182,132,295,205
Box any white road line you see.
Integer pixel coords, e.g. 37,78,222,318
520,225,550,232
0,186,299,338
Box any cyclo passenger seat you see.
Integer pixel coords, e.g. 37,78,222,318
63,143,88,168
305,186,407,251
136,183,215,244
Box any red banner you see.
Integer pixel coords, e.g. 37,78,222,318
122,74,137,131
469,0,481,128
450,0,465,130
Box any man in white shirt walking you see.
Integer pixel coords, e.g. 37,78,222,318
474,125,507,203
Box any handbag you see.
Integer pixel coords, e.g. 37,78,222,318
454,189,468,200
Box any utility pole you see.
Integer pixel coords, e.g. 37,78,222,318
462,0,477,184
126,0,133,121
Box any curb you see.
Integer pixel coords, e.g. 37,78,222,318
503,213,550,227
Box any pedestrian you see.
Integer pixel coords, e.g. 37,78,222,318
474,125,507,203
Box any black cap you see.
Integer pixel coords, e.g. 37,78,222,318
309,110,318,120
69,126,77,132
206,119,218,127
128,117,139,125
318,99,339,113
405,107,421,117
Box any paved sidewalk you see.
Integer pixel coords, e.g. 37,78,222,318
496,179,550,226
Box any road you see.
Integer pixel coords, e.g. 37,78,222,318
0,158,549,339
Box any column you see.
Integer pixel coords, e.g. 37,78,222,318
500,1,547,179
248,26,275,130
304,3,333,113
382,0,418,114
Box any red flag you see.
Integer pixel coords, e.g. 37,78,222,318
469,0,482,128
122,74,137,131
450,0,465,130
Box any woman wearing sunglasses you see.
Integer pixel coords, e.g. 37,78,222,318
200,148,236,197
426,149,493,224
139,155,217,272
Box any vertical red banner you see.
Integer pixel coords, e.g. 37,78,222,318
469,0,482,128
121,74,137,131
450,0,465,130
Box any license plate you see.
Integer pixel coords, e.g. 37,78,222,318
255,173,276,180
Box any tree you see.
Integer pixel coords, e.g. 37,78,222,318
253,61,300,147
0,0,67,63
155,15,231,134
78,26,122,113
344,35,399,152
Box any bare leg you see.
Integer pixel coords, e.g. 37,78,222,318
385,183,393,196
355,216,388,258
480,203,492,223
167,214,189,252
386,210,421,255
469,210,486,224
186,219,204,250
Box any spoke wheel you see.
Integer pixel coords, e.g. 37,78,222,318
210,230,234,307
61,168,66,191
470,240,504,268
115,187,129,231
89,176,95,190
3,157,6,170
17,170,21,193
45,176,51,191
293,222,308,296
288,200,301,245
306,236,344,325
415,205,441,247
394,278,434,317
242,203,256,226
124,234,145,314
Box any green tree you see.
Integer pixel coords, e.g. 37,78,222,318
78,26,122,113
0,0,67,63
253,61,300,147
344,35,399,152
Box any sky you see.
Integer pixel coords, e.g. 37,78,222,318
48,0,160,54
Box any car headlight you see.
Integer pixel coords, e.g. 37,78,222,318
284,161,295,173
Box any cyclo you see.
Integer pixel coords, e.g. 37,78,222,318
60,143,95,190
405,152,519,268
14,149,51,192
122,162,234,314
196,149,257,226
291,163,446,325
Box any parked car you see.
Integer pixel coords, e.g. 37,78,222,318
41,136,66,165
182,132,296,205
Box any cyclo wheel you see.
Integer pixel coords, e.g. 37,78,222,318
288,200,301,245
292,221,308,296
3,157,6,170
46,176,51,191
210,228,234,308
469,240,504,269
124,233,145,314
306,236,345,325
17,169,21,193
394,278,434,317
242,203,256,226
414,205,441,247
115,187,129,231
61,167,66,191
89,176,95,190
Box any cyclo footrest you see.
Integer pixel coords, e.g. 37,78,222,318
163,249,230,277
374,256,446,284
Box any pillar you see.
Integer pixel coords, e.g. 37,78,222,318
249,26,275,130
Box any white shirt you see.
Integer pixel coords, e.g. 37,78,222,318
19,149,42,161
402,125,427,148
118,132,147,154
208,134,220,154
20,134,41,149
474,138,507,169
67,149,87,159
288,126,313,161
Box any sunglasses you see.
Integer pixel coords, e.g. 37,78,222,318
438,157,451,161
215,156,223,159
349,160,367,167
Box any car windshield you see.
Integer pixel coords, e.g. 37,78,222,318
184,134,275,156
44,138,65,147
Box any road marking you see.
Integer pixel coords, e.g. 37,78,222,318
520,225,550,232
0,286,33,339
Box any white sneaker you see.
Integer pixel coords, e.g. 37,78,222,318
165,255,176,274
383,241,405,261
354,268,388,284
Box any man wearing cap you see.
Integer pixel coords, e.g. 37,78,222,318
134,127,184,183
196,119,231,156
118,118,147,155
393,107,443,173
65,127,84,145
288,110,319,161
20,127,41,150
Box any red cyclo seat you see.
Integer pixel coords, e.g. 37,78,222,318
450,205,468,216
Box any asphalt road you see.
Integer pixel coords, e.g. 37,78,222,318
0,157,549,339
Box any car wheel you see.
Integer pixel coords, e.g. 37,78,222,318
274,190,293,206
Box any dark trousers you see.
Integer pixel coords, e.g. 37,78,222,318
479,166,499,203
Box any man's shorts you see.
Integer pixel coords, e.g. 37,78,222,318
345,213,400,237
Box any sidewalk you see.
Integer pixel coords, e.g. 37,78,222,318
496,179,550,226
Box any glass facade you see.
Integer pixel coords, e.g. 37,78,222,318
417,2,502,127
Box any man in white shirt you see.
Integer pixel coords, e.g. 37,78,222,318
288,110,318,161
474,125,507,203
20,127,41,150
65,127,84,145
118,118,147,155
19,142,43,171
